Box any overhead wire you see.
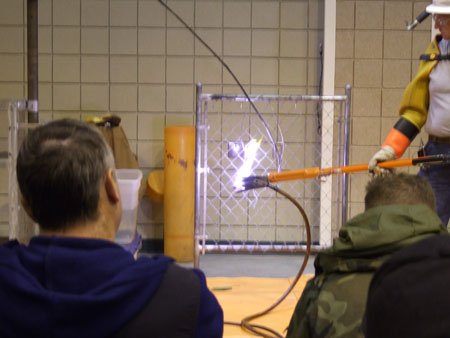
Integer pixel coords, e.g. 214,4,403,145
157,1,312,336
157,0,283,171
316,42,324,134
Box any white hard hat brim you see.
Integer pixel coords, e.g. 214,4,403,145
426,4,450,14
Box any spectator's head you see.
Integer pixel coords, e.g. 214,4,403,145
364,173,436,211
17,119,120,235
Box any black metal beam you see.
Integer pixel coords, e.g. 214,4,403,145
27,0,39,123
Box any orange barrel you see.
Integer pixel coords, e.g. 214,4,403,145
163,126,195,262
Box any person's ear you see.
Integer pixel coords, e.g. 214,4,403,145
105,168,121,203
20,195,37,222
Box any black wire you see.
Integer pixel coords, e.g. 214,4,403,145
158,2,313,335
157,0,282,171
317,42,324,134
225,184,312,338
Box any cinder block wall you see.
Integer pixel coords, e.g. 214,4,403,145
0,0,432,242
337,0,431,217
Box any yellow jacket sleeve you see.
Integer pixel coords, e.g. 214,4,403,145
382,37,441,158
398,37,440,130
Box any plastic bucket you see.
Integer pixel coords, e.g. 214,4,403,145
115,169,143,245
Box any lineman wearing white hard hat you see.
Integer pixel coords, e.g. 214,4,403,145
368,0,450,226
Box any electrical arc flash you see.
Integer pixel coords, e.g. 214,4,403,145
233,139,262,191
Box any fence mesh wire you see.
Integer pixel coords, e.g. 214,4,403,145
196,88,351,254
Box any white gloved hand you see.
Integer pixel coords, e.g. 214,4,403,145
368,145,396,175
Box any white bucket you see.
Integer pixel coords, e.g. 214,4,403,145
115,169,142,245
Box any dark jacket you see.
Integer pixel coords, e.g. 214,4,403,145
286,204,448,338
0,236,223,338
364,235,450,338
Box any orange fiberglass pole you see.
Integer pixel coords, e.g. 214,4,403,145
239,154,449,192
267,156,444,183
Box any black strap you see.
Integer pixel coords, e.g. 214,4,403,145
111,263,201,338
393,117,419,142
420,53,450,61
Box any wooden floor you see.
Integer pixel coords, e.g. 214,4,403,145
207,274,314,337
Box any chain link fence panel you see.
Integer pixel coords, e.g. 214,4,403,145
195,85,352,260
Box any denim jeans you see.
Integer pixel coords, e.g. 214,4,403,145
417,141,450,226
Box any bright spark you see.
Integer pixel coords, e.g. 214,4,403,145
233,138,261,191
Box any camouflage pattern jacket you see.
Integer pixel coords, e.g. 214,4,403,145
286,204,448,338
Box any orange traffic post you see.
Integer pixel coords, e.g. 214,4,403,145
163,126,196,262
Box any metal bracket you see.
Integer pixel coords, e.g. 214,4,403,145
26,100,38,113
198,167,209,174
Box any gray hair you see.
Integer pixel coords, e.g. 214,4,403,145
16,119,116,231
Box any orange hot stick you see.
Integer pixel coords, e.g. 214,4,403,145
267,158,416,183
239,155,449,191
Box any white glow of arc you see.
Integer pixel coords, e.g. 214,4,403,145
233,138,261,191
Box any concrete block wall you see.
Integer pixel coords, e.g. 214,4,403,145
0,0,432,242
336,0,431,217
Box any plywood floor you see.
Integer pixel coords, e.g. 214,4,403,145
207,275,314,337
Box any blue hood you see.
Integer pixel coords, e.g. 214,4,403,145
0,236,172,338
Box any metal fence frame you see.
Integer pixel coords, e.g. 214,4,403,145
2,100,38,244
194,84,352,267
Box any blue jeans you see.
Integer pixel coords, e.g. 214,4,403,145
417,141,450,226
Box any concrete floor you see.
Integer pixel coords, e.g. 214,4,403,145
178,253,316,278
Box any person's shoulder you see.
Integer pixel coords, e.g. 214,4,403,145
164,264,215,299
135,255,205,290
368,234,450,295
364,234,450,337
0,240,22,259
1,239,20,248
166,263,202,286
288,272,368,338
382,234,450,266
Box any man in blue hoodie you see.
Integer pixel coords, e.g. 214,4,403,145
0,119,223,338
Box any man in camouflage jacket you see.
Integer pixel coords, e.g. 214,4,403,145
286,173,448,338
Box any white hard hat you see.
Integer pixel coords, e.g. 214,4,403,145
426,0,450,14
